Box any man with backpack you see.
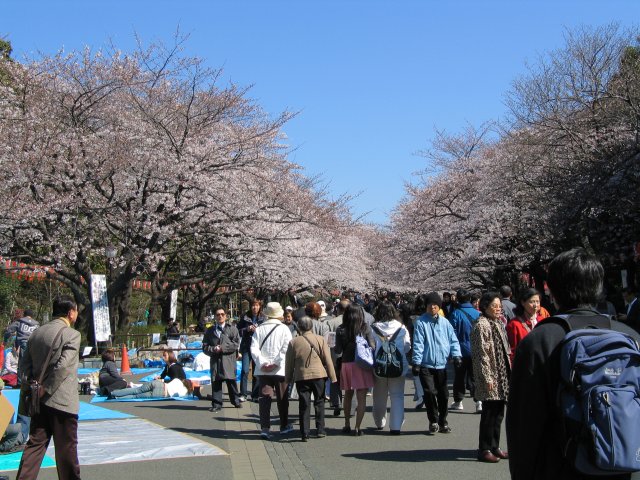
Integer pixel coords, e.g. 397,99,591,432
448,289,481,413
506,248,640,480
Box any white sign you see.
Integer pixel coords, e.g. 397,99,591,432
170,289,178,322
90,274,112,342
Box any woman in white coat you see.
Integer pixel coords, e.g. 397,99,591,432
371,300,411,434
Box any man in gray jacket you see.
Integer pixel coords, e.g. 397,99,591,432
17,295,81,480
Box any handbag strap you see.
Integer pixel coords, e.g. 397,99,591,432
36,326,66,384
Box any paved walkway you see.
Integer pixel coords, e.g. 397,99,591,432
22,378,513,480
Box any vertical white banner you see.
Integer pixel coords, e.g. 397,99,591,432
170,289,178,321
90,274,112,342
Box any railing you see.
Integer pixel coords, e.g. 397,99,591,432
110,333,156,350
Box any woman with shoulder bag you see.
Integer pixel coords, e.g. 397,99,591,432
334,304,375,436
285,316,336,441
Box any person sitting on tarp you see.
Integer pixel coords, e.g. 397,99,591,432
98,348,128,396
156,349,186,382
0,338,19,387
0,379,29,454
108,378,193,400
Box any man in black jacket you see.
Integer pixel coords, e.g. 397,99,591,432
506,248,639,480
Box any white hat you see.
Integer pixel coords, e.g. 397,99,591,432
285,305,293,311
264,302,284,319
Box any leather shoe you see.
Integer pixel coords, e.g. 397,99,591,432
477,450,500,463
491,448,508,459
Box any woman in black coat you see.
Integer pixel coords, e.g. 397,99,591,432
98,348,128,395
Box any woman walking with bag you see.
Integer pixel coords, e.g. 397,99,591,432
335,304,375,436
285,316,336,441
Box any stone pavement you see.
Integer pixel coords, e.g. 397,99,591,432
15,378,513,480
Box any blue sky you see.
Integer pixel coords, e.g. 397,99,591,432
3,1,639,224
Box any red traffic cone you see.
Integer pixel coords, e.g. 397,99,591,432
120,344,132,375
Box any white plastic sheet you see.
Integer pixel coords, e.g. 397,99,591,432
48,418,226,465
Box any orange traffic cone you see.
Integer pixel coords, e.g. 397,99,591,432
120,344,132,375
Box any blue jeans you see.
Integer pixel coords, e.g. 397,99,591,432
240,353,259,398
111,380,165,399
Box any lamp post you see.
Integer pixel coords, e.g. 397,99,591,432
105,245,117,344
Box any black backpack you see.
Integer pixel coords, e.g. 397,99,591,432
371,325,404,378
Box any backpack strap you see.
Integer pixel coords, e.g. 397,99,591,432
547,311,612,333
372,324,402,341
371,324,385,339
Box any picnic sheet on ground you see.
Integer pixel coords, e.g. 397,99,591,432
51,418,226,465
2,390,133,421
0,451,56,472
90,393,197,403
0,417,226,471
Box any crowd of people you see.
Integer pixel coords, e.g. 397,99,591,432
187,248,640,480
3,247,640,479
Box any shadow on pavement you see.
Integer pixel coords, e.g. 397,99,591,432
342,449,477,462
172,426,263,441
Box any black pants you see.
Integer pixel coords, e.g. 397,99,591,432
478,400,505,451
297,379,326,437
17,404,80,480
453,356,476,402
212,378,240,407
418,367,449,426
258,375,289,430
329,361,342,408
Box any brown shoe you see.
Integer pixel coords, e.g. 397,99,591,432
477,450,500,463
491,448,508,459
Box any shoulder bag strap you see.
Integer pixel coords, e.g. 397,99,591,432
459,309,475,323
259,324,281,350
301,334,327,369
37,326,67,384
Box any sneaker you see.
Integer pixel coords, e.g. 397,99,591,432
280,424,294,435
260,429,271,440
375,416,387,430
415,401,424,410
238,395,247,403
449,401,464,411
475,401,483,413
429,423,439,433
439,424,452,433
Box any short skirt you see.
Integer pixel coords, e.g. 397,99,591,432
340,361,375,390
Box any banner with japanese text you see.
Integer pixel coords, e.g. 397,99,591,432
90,274,112,342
